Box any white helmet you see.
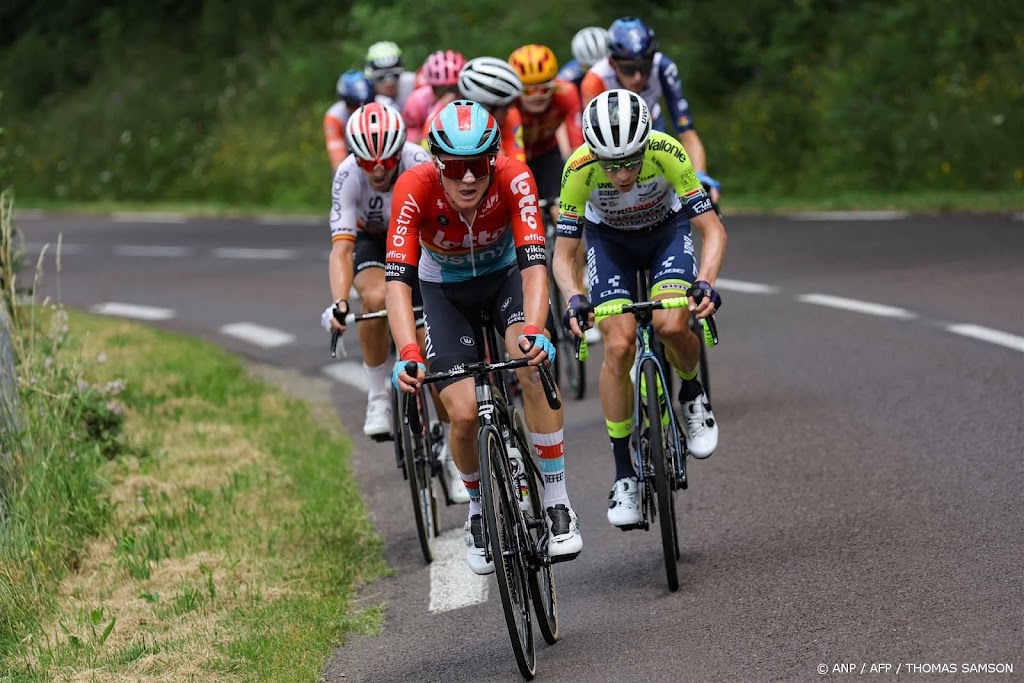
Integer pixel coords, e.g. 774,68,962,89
365,41,403,72
345,102,407,163
572,27,610,68
458,57,523,107
582,89,651,159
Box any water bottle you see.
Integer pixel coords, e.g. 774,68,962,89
507,446,531,512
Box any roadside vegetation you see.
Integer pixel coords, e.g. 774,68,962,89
0,195,385,681
1,1,1021,211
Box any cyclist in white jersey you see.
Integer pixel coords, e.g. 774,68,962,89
364,41,418,111
580,17,721,204
323,102,467,501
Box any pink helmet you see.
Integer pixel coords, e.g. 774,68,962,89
421,50,466,87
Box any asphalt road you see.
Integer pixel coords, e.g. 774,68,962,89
18,210,1024,682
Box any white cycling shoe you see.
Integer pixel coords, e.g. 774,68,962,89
607,477,641,527
363,395,391,438
464,513,494,575
681,392,718,458
545,504,582,559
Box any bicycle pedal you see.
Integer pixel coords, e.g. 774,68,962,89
548,550,581,564
617,523,645,532
371,432,395,443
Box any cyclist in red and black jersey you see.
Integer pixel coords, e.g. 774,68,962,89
386,101,583,574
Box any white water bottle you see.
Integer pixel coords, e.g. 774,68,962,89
507,446,530,512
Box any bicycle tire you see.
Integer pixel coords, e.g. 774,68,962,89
402,391,437,563
642,360,679,592
511,409,558,645
480,425,536,678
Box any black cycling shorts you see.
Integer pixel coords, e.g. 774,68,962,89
527,146,564,204
420,266,525,392
355,231,422,307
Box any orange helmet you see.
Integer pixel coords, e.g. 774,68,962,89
508,44,559,86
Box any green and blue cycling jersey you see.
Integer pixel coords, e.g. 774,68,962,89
557,131,714,238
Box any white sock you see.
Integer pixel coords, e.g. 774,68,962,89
364,361,391,402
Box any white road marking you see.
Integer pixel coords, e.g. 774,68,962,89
212,247,297,260
111,211,188,223
789,210,910,221
946,324,1024,353
256,215,321,226
91,302,176,321
797,294,917,319
114,245,191,257
1013,212,1024,222
429,528,489,613
219,323,296,348
23,242,84,255
321,361,368,392
714,278,779,294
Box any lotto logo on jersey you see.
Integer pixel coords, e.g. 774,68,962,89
391,193,421,248
509,171,539,230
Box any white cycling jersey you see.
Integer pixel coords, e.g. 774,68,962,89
329,142,431,242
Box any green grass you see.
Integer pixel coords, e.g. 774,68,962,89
0,309,385,682
14,187,1022,220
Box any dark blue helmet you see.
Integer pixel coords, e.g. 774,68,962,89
607,17,657,60
336,70,374,105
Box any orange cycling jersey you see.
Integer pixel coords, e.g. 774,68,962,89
324,101,353,170
422,104,527,163
519,80,584,159
385,156,546,284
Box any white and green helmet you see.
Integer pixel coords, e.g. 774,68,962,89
365,41,403,74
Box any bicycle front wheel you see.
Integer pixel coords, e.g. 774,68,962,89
480,425,536,679
642,360,679,592
402,391,438,563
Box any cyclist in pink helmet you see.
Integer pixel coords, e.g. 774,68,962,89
402,50,466,144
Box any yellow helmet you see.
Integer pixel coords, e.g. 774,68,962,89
508,44,559,86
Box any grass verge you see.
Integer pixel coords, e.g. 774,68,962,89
13,188,1024,220
0,308,385,682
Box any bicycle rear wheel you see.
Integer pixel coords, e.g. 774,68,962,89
642,360,679,592
480,425,536,679
402,391,438,563
392,388,406,476
511,409,558,645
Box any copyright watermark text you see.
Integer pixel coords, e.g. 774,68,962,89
817,662,1014,676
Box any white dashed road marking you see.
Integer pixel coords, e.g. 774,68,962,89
797,294,917,319
212,247,297,260
714,278,779,294
219,323,296,348
429,528,489,613
321,361,369,392
91,302,176,321
789,210,910,221
945,324,1024,353
114,245,191,257
111,211,188,223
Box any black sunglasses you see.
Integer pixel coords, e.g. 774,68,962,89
613,60,653,77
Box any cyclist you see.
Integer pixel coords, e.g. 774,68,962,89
402,50,466,145
553,90,727,527
422,57,526,163
557,26,610,98
386,101,583,573
324,70,376,171
323,102,467,502
364,41,418,111
580,17,721,204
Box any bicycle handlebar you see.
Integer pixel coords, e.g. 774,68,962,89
330,305,424,358
575,296,717,360
403,339,561,412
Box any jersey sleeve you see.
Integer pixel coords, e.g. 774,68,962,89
385,170,426,286
324,111,347,169
650,134,713,218
557,146,597,239
556,83,584,149
501,161,547,270
329,163,360,243
580,71,606,107
502,108,527,163
656,55,695,134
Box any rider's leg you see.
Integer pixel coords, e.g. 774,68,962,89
353,266,391,435
597,313,639,480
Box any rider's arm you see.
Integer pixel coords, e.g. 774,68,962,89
505,161,549,331
556,83,585,150
324,109,347,171
656,54,706,173
384,172,424,356
501,108,528,163
579,70,606,107
328,163,360,305
552,148,593,303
